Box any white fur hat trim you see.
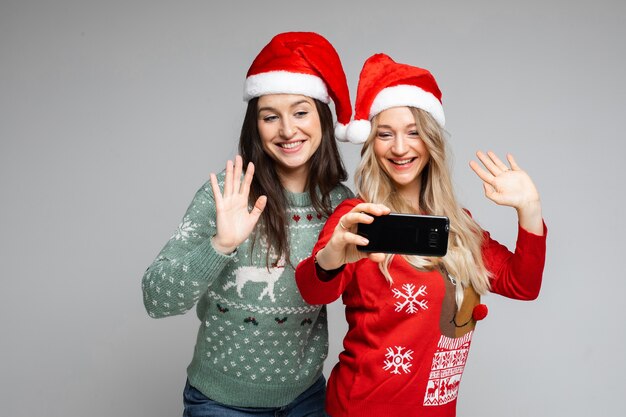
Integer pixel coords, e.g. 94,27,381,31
369,85,445,127
244,71,330,103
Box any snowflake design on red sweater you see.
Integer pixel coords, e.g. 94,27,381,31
383,346,413,374
392,283,428,313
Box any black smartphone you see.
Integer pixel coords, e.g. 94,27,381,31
356,213,449,256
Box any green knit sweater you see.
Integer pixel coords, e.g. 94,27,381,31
142,172,352,407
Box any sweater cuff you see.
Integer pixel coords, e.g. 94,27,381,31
185,237,236,282
517,220,548,244
296,255,346,305
314,257,346,282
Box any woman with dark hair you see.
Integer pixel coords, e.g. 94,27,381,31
236,94,348,268
296,53,547,416
142,32,353,416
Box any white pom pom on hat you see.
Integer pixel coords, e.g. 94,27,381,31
345,53,445,145
334,122,349,142
243,32,352,142
346,120,372,144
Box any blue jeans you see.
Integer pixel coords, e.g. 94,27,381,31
182,376,328,417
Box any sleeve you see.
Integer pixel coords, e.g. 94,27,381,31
295,199,361,305
484,221,548,300
141,179,235,318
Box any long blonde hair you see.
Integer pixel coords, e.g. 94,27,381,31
354,107,491,307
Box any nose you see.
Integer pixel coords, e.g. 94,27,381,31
391,135,408,155
280,119,297,138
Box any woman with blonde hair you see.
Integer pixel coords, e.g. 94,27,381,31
296,53,547,416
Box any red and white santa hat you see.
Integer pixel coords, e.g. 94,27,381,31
244,32,352,141
346,53,445,144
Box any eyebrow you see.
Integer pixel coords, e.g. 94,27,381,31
377,123,417,129
257,99,313,113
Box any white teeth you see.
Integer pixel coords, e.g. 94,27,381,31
280,141,303,149
392,158,414,165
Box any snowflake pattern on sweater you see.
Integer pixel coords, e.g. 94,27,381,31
295,198,547,417
383,346,414,374
142,173,352,407
393,283,428,313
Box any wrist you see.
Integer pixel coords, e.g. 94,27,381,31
211,236,237,255
314,248,342,271
515,200,544,235
314,251,345,282
515,199,542,217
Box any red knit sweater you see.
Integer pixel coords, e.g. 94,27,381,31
295,199,547,417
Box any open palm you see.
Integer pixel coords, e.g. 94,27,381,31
470,151,540,209
210,155,267,254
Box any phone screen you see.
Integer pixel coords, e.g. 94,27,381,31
357,213,449,256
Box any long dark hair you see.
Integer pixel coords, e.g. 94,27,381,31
239,97,347,267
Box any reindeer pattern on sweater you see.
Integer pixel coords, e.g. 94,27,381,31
142,172,353,407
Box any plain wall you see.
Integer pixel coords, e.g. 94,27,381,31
1,0,625,415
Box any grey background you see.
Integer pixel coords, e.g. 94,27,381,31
1,0,624,416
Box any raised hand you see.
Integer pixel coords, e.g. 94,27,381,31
315,203,391,270
469,151,543,234
210,155,267,254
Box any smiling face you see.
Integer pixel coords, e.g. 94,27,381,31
256,94,322,191
373,106,431,200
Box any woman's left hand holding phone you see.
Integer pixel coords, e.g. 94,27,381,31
210,155,267,254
